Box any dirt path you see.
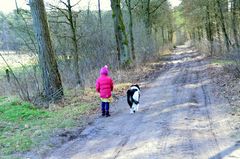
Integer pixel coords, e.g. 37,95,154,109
47,46,240,159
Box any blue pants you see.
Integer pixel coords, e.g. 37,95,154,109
101,102,109,112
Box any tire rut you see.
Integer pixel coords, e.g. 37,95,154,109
113,136,130,159
201,84,221,156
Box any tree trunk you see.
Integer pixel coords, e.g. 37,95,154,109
214,12,221,42
66,0,82,87
216,16,222,53
168,28,173,43
110,0,131,67
161,26,165,45
98,0,103,44
206,3,213,55
197,27,201,41
125,0,136,61
145,0,151,36
231,0,239,48
29,0,63,102
216,0,231,51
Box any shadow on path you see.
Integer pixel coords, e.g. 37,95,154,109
209,141,240,159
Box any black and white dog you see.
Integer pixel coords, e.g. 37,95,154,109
127,84,140,114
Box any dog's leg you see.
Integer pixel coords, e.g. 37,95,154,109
132,104,136,113
136,104,139,111
130,108,134,114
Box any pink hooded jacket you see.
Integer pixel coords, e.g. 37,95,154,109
96,66,114,98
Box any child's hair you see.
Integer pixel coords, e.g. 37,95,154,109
100,65,109,75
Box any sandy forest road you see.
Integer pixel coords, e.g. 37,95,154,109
48,46,240,159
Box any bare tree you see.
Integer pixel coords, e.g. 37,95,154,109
231,0,239,48
125,0,136,60
216,0,231,51
98,0,103,44
142,0,167,36
29,0,64,102
205,2,214,55
50,0,83,87
110,0,131,67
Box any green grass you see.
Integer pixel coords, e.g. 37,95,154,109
0,97,97,157
211,59,235,66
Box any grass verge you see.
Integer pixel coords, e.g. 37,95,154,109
211,59,235,66
0,83,132,158
0,96,97,158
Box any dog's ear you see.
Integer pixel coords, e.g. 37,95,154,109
131,84,140,90
135,84,140,90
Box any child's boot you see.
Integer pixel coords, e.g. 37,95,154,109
106,111,111,117
102,110,105,117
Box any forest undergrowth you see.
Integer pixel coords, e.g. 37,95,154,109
209,59,240,138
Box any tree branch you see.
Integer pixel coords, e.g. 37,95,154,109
60,0,69,8
125,0,141,10
72,0,82,8
150,0,167,14
49,4,70,21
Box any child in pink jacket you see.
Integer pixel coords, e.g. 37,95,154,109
96,65,114,117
